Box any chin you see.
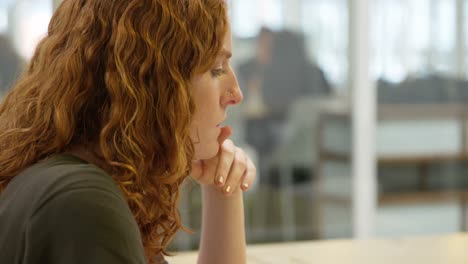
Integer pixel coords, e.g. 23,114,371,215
194,143,219,160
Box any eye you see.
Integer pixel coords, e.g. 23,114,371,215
211,67,227,78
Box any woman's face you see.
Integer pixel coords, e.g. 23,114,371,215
190,27,243,160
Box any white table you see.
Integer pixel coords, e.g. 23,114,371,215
167,233,468,263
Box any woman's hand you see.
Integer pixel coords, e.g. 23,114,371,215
191,126,256,196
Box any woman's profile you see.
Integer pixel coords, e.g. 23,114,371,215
0,0,256,263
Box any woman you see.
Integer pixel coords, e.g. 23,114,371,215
0,0,255,264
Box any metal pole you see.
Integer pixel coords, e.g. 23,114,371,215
349,0,377,239
456,0,466,79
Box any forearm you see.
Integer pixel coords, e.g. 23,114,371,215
197,185,246,264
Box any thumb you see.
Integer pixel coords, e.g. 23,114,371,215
217,125,232,144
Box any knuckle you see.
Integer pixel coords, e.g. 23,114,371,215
251,165,257,174
222,146,235,156
248,159,256,171
223,139,235,148
235,156,247,169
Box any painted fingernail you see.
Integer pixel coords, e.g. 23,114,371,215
218,176,224,185
225,185,231,193
242,183,249,189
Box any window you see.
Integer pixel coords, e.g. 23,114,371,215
301,0,348,88
0,8,7,33
10,0,52,60
372,0,456,82
231,0,284,38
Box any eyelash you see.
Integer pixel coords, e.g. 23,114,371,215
211,68,227,78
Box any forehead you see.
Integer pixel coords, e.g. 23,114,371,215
221,24,231,43
219,29,232,57
218,48,232,59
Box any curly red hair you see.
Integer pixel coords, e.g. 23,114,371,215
0,0,228,262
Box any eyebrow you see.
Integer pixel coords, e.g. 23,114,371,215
219,49,232,59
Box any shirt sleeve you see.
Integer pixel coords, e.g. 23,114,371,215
23,186,148,264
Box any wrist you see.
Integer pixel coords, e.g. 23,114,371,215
201,184,243,200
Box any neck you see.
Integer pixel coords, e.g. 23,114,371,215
66,144,108,172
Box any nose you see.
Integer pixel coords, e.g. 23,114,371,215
227,73,243,106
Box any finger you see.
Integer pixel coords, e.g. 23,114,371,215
241,157,256,191
217,125,232,144
223,147,247,195
214,139,235,186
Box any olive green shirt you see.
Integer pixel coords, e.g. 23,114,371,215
0,153,156,264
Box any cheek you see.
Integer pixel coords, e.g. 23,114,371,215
190,115,220,160
191,131,220,160
189,112,214,143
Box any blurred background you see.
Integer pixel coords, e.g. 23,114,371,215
2,0,468,251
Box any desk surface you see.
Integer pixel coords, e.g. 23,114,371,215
167,233,468,264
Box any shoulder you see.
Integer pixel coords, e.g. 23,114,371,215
23,186,147,263
30,181,138,236
9,153,125,208
20,155,147,263
19,153,135,227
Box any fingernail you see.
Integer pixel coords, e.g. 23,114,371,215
242,183,249,189
225,185,231,193
218,176,224,185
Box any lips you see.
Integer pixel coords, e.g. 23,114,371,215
216,113,227,128
216,118,226,128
